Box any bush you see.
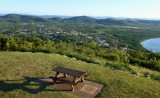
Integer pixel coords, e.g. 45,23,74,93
143,72,150,77
105,62,132,71
57,51,96,63
104,54,120,62
150,74,160,81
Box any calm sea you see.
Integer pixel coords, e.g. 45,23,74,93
141,38,160,52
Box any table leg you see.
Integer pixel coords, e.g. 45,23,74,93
52,78,57,84
71,85,75,91
81,77,84,82
55,72,59,79
73,76,77,83
53,72,59,84
71,79,76,91
63,73,67,77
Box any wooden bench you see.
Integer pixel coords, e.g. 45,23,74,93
52,67,87,91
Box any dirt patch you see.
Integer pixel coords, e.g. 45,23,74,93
36,72,104,98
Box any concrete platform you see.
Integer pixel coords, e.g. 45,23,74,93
36,72,104,98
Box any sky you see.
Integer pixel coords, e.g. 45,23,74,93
0,0,160,18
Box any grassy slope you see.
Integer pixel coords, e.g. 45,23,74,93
0,52,160,98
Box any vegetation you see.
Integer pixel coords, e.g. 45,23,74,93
0,34,160,72
0,14,160,97
1,14,160,49
1,52,160,98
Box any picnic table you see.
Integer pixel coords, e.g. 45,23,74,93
52,67,86,91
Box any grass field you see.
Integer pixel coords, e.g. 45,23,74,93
0,52,160,98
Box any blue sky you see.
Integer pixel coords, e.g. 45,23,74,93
0,0,160,18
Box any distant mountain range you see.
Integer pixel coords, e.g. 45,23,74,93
1,14,160,27
1,13,160,20
37,15,160,20
39,15,73,19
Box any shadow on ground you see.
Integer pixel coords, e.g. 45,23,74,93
0,77,62,94
0,73,104,98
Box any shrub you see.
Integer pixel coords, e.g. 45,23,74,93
105,62,132,71
150,74,160,81
143,72,150,77
104,54,120,62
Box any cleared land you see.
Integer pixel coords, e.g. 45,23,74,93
0,52,160,98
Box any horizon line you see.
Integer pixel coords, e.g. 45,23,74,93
1,13,160,20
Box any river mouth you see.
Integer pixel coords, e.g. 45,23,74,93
141,38,160,52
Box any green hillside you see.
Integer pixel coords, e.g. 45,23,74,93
0,14,46,23
1,14,160,27
0,52,160,98
65,16,96,23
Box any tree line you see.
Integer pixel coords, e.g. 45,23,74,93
0,34,160,72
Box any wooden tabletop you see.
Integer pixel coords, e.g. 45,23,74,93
53,67,86,78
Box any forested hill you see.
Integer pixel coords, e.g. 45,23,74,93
1,14,160,27
0,14,47,23
61,16,160,27
64,16,96,23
